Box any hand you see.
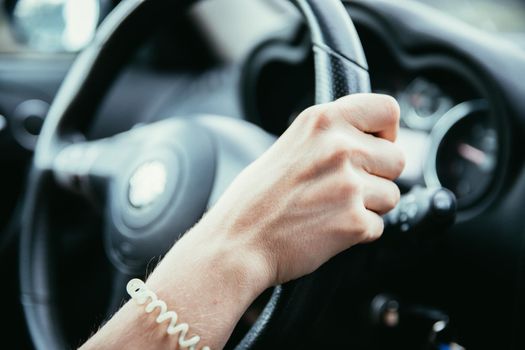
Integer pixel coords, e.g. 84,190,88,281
195,93,405,289
82,94,405,350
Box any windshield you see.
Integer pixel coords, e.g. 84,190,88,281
417,0,525,33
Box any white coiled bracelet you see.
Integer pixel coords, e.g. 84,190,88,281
126,278,211,350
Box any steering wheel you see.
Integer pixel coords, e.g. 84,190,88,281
20,0,370,348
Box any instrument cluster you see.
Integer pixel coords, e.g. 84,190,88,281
388,77,499,210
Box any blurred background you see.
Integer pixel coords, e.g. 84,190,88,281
2,1,525,349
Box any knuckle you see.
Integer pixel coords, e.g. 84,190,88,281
327,95,364,129
315,132,350,167
324,137,350,166
347,146,371,169
337,177,360,198
311,111,332,132
324,165,362,205
298,105,332,133
342,102,366,129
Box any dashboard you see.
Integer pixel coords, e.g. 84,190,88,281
415,0,525,35
240,4,507,220
237,1,524,347
385,77,499,212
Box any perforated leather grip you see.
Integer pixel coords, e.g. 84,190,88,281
313,44,371,103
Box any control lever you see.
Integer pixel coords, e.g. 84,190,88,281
383,186,457,233
370,294,465,350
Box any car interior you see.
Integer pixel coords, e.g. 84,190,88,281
1,0,525,349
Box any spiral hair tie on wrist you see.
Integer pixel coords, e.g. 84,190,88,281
126,278,211,350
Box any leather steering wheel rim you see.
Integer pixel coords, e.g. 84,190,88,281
20,0,370,348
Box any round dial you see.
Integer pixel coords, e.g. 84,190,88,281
400,78,454,131
425,100,498,208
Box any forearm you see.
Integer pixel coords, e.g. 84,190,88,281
80,222,268,350
80,94,404,349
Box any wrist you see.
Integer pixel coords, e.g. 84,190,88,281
192,221,272,299
84,223,268,350
148,221,271,311
125,222,272,349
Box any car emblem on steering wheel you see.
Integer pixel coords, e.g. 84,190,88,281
128,160,168,209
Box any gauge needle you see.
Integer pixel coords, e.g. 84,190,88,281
457,142,493,171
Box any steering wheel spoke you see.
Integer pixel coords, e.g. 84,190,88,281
51,121,173,202
52,139,118,198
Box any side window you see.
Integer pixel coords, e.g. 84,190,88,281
0,3,24,53
0,0,109,55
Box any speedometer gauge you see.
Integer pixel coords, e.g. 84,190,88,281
424,100,498,208
399,78,454,131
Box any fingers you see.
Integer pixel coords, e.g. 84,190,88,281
346,206,384,244
361,173,401,215
328,93,401,142
314,93,405,179
282,93,404,251
342,131,405,180
317,127,404,180
360,209,385,242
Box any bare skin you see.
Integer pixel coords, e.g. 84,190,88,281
80,93,405,350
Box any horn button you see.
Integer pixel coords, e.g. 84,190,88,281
105,120,216,273
128,160,168,210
